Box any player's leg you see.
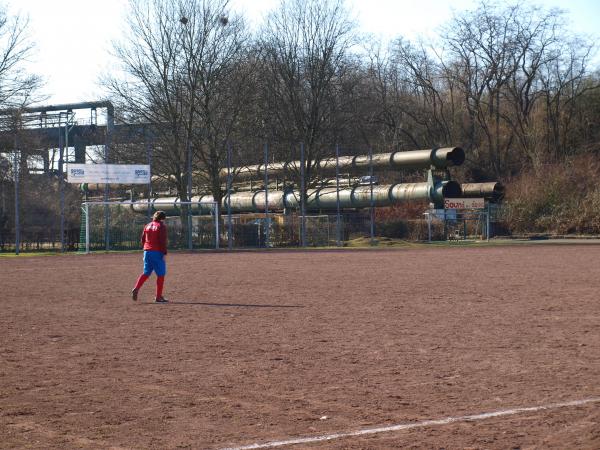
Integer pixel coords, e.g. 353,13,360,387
153,253,167,303
156,276,166,301
131,251,153,301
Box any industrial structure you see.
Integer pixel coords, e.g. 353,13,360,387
124,146,502,216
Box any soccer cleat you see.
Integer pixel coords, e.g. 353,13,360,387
155,296,169,303
131,288,138,301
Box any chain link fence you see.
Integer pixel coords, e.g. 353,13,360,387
219,211,437,248
81,202,219,252
2,194,501,253
0,155,83,253
424,209,492,241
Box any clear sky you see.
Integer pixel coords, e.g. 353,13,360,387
11,0,600,106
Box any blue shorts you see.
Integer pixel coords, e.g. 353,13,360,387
143,250,166,277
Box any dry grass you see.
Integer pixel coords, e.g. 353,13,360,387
501,154,600,234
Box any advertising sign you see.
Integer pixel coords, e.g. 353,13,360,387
443,198,485,209
67,164,151,184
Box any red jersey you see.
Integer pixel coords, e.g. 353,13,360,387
141,220,168,254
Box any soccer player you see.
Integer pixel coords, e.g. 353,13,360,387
131,211,169,303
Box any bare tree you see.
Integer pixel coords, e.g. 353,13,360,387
0,3,43,251
258,0,356,197
0,4,43,175
433,1,597,174
180,1,255,205
354,1,599,181
440,2,526,175
105,0,251,216
364,38,455,151
538,36,595,161
0,5,41,109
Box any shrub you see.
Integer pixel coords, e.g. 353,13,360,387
501,155,600,235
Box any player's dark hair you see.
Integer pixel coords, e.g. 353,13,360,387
153,211,166,221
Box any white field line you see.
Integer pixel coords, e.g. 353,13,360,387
219,397,600,450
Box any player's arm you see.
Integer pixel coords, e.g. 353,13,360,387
140,227,146,247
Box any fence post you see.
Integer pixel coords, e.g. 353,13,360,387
443,209,447,241
214,202,220,250
429,212,432,242
486,204,491,241
85,202,90,254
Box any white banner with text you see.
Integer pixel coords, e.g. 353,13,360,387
67,164,151,184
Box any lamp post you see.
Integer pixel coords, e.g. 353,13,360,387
186,136,193,250
227,141,232,250
335,144,341,247
179,13,228,251
300,142,306,247
145,126,153,222
60,112,76,252
180,16,194,251
13,134,19,255
369,146,375,246
264,142,269,247
179,10,231,250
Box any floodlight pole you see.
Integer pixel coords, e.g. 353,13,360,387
264,142,270,248
335,143,341,247
369,146,375,245
13,135,19,255
103,104,114,251
59,121,65,252
227,141,233,250
60,114,77,253
300,142,306,247
186,138,193,251
145,128,153,221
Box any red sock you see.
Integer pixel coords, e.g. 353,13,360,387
134,274,149,290
156,276,165,298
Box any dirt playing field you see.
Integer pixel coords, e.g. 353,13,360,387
2,244,600,449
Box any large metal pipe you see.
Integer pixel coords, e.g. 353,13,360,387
81,175,358,193
18,101,114,114
461,182,504,201
129,180,461,215
81,147,465,191
0,101,115,118
221,147,465,181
